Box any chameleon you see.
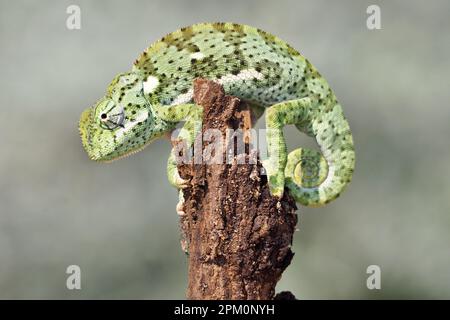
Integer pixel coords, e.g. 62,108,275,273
79,22,355,207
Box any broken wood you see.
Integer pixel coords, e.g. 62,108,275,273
177,79,298,300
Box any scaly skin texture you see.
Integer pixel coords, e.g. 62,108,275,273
79,22,355,206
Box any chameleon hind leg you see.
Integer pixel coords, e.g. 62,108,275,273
263,97,314,198
263,98,355,206
153,104,203,189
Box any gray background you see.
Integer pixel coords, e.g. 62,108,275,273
1,0,449,299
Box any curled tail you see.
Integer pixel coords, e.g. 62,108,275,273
285,103,355,206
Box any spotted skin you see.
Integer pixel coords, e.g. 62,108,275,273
79,22,355,206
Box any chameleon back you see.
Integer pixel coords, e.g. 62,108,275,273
133,22,317,108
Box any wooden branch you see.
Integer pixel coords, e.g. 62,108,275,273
177,79,298,300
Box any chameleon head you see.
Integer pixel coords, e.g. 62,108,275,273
79,72,168,162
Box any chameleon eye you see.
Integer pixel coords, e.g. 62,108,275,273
99,104,125,130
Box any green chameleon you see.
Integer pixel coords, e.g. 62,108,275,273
79,22,355,207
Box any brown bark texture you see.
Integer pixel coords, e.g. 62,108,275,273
177,79,298,300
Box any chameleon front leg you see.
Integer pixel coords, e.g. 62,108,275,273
153,103,203,189
167,151,189,188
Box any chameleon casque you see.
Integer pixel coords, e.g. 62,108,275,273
79,22,355,207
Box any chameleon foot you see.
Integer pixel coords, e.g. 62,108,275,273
176,190,186,216
262,158,285,198
167,151,191,189
172,170,190,189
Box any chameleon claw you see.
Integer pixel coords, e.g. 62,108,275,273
176,190,186,216
173,172,190,189
266,173,285,198
176,201,186,216
268,182,284,198
168,166,190,189
262,159,285,198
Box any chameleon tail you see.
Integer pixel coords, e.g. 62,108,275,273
285,103,355,206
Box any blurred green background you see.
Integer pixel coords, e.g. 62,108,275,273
1,0,449,299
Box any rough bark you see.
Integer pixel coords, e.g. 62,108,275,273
177,79,298,300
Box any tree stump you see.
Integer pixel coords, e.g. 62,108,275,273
176,79,298,300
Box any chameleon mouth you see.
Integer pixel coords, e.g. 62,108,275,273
79,107,106,161
98,137,157,163
79,107,158,163
79,108,94,158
